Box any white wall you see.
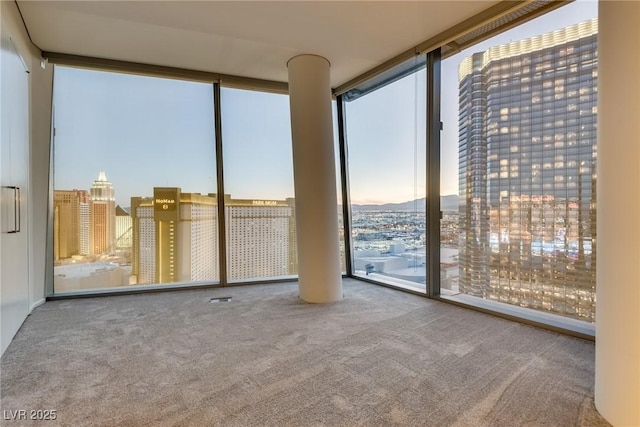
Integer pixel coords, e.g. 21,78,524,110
595,1,640,426
1,2,53,314
28,30,53,311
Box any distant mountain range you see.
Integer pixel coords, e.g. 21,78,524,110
351,195,459,212
119,197,460,214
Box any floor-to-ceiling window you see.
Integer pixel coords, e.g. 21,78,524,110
52,67,218,292
343,59,427,293
220,88,298,282
51,67,349,293
439,1,598,323
49,1,599,331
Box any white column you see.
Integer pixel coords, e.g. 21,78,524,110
595,2,640,426
287,54,342,303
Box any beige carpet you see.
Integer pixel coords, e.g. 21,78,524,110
0,279,609,426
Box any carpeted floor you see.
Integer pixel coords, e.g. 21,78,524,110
1,279,609,426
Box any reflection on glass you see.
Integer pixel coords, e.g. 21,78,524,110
221,88,297,282
440,3,598,322
345,66,427,293
53,66,218,292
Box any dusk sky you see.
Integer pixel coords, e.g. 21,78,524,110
54,0,597,207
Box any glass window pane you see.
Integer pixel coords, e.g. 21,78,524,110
440,2,598,322
53,66,218,292
345,64,427,293
221,88,297,282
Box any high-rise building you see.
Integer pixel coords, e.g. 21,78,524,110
131,188,218,284
180,192,218,282
225,195,297,280
130,188,297,285
130,196,156,284
458,19,598,321
90,170,116,255
115,205,132,249
79,199,92,256
53,189,92,260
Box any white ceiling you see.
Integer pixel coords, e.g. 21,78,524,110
18,1,499,88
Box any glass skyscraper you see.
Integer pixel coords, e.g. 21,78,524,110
458,19,598,322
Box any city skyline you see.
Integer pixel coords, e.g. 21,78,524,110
51,1,599,323
53,180,300,290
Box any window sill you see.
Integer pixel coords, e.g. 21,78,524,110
436,291,595,340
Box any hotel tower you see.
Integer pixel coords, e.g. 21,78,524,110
457,19,598,321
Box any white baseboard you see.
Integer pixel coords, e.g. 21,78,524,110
30,298,46,313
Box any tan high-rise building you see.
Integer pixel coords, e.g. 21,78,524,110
130,196,156,284
130,188,297,285
131,188,218,284
178,192,218,282
53,189,92,260
90,170,116,255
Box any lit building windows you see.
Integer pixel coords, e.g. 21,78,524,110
454,18,597,322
